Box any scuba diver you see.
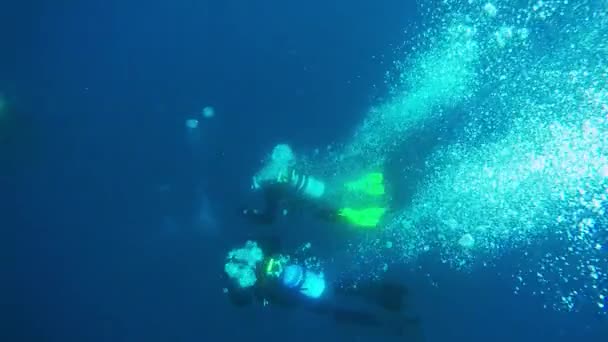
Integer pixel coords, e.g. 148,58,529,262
241,143,389,229
223,239,423,338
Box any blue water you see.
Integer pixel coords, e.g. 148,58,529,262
3,1,607,341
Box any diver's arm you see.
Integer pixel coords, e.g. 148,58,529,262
227,287,254,308
241,186,282,225
257,235,282,256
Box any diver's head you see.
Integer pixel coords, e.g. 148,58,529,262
270,144,295,164
252,143,296,189
224,241,265,288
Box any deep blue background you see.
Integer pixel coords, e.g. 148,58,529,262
2,1,607,341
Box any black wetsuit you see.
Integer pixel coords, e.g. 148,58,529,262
225,247,420,337
241,182,340,225
227,273,421,337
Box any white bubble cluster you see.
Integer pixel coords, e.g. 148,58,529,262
313,0,608,316
185,118,199,129
484,3,498,17
333,19,481,169
202,106,215,118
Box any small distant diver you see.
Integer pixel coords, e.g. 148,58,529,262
0,92,39,168
223,238,424,338
241,143,389,229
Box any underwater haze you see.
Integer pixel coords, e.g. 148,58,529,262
3,1,608,341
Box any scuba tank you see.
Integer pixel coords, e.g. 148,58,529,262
288,170,326,200
252,144,326,200
281,264,326,299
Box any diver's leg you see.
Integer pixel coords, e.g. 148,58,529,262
312,304,422,338
312,205,341,223
307,293,422,338
334,282,408,312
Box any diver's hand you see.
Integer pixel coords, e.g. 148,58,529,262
239,206,275,225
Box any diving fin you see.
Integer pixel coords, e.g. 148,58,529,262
338,207,387,228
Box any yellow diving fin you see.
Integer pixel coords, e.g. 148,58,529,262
338,207,387,228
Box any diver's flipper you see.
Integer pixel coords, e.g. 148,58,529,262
337,207,387,228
